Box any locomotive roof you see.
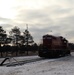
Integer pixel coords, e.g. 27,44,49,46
43,34,62,38
43,34,67,39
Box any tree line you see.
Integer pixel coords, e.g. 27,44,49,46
0,26,38,57
0,26,36,46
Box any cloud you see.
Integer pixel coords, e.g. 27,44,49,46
0,24,13,34
0,17,11,21
0,0,74,43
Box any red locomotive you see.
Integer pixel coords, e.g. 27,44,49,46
38,34,70,57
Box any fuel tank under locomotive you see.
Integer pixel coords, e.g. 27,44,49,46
38,34,70,58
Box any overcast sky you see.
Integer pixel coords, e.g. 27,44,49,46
0,0,74,43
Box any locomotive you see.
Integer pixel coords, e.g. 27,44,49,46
38,34,70,57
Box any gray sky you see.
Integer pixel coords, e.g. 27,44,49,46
0,0,74,43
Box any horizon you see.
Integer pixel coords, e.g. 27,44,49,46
0,25,73,44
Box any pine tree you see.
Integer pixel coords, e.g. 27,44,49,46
23,25,34,55
23,29,34,46
9,26,21,46
0,26,7,46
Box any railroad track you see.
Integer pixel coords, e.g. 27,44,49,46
2,57,45,67
1,54,69,67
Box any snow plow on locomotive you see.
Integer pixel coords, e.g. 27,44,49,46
38,34,70,58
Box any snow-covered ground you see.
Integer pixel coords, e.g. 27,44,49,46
0,52,74,75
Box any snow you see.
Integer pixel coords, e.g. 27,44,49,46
0,52,74,75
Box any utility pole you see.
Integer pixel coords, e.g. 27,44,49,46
26,24,28,46
26,24,28,31
26,24,29,55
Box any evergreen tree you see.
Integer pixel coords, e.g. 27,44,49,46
23,25,34,55
0,26,7,46
9,26,21,46
23,29,34,46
